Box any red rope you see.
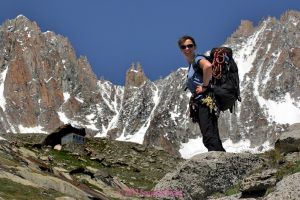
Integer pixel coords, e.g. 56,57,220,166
212,48,226,79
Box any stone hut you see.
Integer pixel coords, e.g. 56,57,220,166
43,124,86,147
61,133,85,145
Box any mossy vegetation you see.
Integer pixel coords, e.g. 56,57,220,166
0,153,18,166
0,178,64,200
224,184,240,196
12,135,182,192
258,149,300,180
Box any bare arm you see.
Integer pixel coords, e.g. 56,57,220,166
195,59,212,94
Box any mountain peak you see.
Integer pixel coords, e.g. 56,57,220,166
125,62,147,87
16,14,29,21
232,20,254,38
3,15,41,35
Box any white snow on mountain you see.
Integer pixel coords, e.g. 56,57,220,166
116,84,160,144
18,124,47,134
0,68,8,111
63,92,70,102
95,81,124,137
179,137,272,159
234,20,267,85
257,92,300,124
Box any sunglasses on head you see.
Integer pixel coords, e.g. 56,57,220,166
180,44,194,50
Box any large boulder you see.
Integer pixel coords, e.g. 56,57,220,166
275,123,300,153
239,169,277,196
264,172,300,200
154,152,263,200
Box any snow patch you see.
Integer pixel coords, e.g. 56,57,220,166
116,127,146,144
0,136,6,140
17,14,26,19
95,82,124,137
130,69,138,73
0,67,8,111
223,139,271,153
179,137,207,159
75,97,84,103
116,84,160,144
85,113,99,131
58,110,99,131
86,113,96,121
18,125,47,134
45,77,53,83
57,112,70,125
170,105,180,121
257,93,300,124
63,92,70,102
170,111,180,121
234,21,267,83
262,50,281,85
179,137,272,159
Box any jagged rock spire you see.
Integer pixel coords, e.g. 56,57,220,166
125,62,147,87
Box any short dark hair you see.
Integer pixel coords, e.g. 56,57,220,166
177,35,197,48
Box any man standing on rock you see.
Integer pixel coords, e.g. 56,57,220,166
178,35,226,152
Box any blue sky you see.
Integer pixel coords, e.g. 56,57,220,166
1,0,300,85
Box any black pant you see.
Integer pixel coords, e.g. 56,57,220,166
197,103,226,152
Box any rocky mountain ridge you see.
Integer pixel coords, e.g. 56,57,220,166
0,11,299,157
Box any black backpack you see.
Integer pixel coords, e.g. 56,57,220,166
203,47,241,112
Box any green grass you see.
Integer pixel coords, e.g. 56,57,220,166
0,178,64,200
276,160,300,180
47,149,161,190
48,149,102,169
225,184,240,196
292,161,300,173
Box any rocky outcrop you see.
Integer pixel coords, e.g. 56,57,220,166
0,133,182,199
125,62,147,87
211,172,300,200
231,20,254,38
239,169,277,196
263,172,300,200
154,152,263,199
154,122,300,200
275,123,300,153
0,15,120,135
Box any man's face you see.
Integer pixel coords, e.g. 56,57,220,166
180,39,195,58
